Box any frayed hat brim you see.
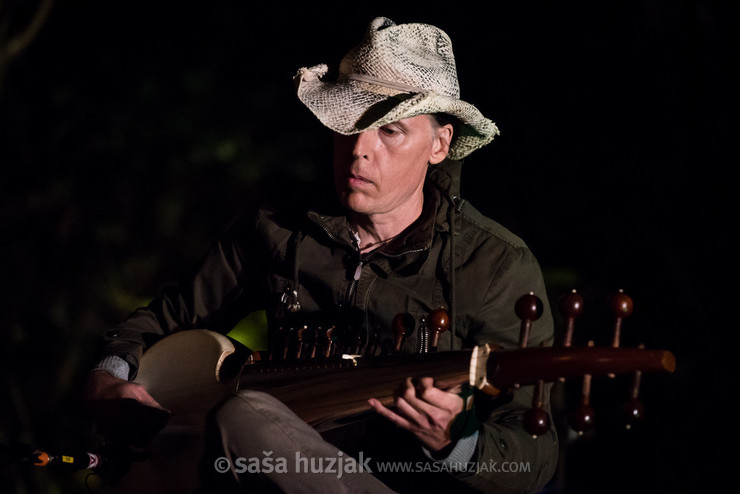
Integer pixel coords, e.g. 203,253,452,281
296,65,499,160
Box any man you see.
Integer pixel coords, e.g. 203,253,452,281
86,17,557,493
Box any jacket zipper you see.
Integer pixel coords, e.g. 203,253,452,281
345,259,364,306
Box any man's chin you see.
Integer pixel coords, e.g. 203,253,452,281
339,193,374,216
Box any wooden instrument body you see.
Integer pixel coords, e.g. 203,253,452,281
133,329,245,429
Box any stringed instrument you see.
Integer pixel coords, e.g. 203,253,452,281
133,291,675,436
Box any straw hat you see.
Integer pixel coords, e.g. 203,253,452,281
294,17,499,160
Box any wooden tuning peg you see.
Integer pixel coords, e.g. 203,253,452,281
514,293,543,392
607,290,633,377
392,313,414,353
607,289,633,348
524,378,550,438
568,340,596,434
515,294,550,437
294,324,307,359
322,325,335,358
308,326,319,359
427,308,449,352
559,289,584,347
557,290,583,382
622,343,645,429
515,292,544,348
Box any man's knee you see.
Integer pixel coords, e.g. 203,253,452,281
209,390,320,455
212,390,294,431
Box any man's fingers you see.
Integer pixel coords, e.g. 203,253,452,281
381,378,462,432
398,377,461,418
86,370,169,412
368,398,413,429
393,396,434,428
126,382,168,411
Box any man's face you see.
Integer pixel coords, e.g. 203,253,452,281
332,115,452,219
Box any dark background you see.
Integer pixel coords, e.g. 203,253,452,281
0,1,734,492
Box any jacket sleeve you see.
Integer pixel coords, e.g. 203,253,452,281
98,212,262,380
456,244,558,494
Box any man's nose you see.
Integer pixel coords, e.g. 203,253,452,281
351,131,375,160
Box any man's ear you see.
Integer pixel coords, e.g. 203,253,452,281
429,124,454,165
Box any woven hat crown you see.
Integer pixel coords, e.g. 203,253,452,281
338,17,460,99
295,17,499,160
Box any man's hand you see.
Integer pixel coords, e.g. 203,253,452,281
85,370,171,446
368,377,464,452
85,369,166,410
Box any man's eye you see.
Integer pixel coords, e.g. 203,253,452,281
380,126,397,135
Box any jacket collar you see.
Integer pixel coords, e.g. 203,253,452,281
427,158,463,235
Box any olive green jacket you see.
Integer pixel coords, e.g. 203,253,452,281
101,159,557,493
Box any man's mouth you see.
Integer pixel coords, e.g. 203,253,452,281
346,173,373,186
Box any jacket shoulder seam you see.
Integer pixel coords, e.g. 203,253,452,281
458,204,528,252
